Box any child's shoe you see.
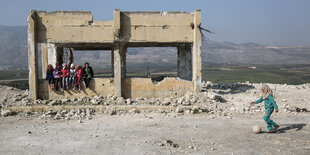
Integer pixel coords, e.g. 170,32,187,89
271,125,280,133
267,125,280,133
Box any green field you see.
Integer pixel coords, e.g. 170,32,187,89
202,64,310,85
1,64,309,89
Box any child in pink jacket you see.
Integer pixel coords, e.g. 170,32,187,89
61,63,70,90
75,65,83,91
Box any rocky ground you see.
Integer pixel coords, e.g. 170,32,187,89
1,113,310,154
1,82,309,119
0,82,310,154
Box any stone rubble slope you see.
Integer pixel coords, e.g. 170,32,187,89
1,82,309,119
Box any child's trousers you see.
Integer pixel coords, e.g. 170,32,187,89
75,77,82,89
264,107,278,131
54,78,60,91
69,77,75,87
47,77,54,85
62,77,69,89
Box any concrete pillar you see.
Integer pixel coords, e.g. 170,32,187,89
121,47,127,78
192,10,202,93
56,47,64,65
41,43,48,78
113,9,120,41
111,50,114,77
113,43,126,97
43,43,63,78
46,43,57,67
28,10,38,100
177,44,192,81
67,48,73,66
113,44,122,97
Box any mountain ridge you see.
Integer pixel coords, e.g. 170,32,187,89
0,25,310,69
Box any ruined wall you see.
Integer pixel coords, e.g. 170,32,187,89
121,77,193,98
28,9,202,100
38,78,115,100
35,11,114,43
177,44,192,80
34,11,194,44
120,11,194,43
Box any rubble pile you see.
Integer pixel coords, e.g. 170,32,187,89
41,108,96,120
1,82,310,117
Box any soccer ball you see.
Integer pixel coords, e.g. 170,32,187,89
252,125,261,134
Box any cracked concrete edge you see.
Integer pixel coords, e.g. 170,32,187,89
0,105,196,113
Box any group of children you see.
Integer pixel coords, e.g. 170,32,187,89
45,62,94,91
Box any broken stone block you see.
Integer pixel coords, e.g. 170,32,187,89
128,108,138,114
175,107,184,113
207,92,226,102
1,110,16,117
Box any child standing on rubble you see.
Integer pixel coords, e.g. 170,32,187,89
250,84,279,133
45,64,54,90
53,63,61,91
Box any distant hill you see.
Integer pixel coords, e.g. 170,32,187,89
0,26,27,68
203,40,310,65
0,25,310,69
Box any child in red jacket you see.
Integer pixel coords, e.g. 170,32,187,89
75,65,83,91
61,63,70,90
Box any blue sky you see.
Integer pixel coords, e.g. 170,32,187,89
1,0,309,46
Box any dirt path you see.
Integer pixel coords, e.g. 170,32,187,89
0,114,309,154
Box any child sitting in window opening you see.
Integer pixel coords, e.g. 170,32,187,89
53,63,61,91
75,65,83,91
45,64,54,90
69,64,76,89
61,63,70,90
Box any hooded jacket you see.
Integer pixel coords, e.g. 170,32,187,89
61,68,70,77
254,94,278,110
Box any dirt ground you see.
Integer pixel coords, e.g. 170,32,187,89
1,113,309,155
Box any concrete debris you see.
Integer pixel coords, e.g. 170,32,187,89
207,92,226,102
166,140,179,148
1,110,16,117
41,108,95,120
175,107,183,113
108,110,117,115
128,108,139,114
158,143,165,146
0,82,309,118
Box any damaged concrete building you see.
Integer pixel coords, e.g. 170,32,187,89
27,9,202,100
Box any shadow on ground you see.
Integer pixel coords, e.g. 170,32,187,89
276,123,307,133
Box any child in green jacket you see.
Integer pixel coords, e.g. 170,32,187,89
250,84,279,133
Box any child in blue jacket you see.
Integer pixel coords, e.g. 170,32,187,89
251,84,279,133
